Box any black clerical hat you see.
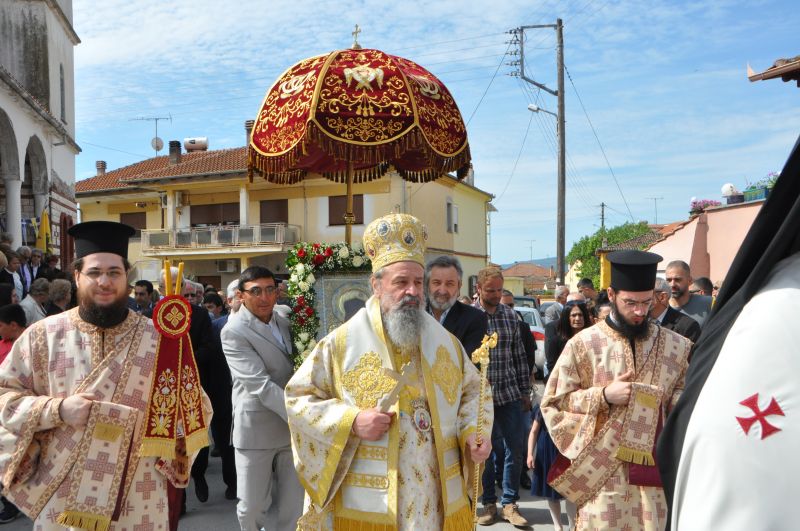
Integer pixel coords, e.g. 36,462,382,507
68,221,135,259
607,250,662,292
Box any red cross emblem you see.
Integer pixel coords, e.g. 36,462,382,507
736,393,784,440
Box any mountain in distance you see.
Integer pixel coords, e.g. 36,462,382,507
499,257,557,269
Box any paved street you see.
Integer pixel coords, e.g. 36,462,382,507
3,454,568,530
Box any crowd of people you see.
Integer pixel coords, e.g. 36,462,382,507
0,205,767,531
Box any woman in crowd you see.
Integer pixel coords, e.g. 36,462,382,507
0,283,18,307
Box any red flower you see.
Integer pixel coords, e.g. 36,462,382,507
313,254,325,266
324,247,333,257
293,305,303,313
297,248,306,258
297,317,306,326
312,243,320,249
305,307,314,317
297,295,305,306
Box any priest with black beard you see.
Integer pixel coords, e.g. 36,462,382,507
0,221,208,530
540,250,691,530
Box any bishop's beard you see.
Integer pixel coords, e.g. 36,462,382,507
79,292,130,328
610,300,650,341
382,294,424,349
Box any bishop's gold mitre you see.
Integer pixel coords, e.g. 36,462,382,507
362,213,427,272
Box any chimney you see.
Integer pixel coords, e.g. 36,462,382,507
245,120,254,146
96,160,106,176
169,141,182,165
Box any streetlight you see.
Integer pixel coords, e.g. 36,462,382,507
527,104,558,119
528,102,566,285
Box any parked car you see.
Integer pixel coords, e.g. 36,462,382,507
514,306,545,372
513,296,540,310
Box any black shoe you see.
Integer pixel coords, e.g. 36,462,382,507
210,446,221,458
0,502,22,524
519,473,532,490
224,486,237,500
194,476,209,503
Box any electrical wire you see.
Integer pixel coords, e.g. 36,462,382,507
565,64,635,222
496,110,535,203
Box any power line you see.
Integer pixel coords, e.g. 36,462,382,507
496,110,535,202
564,64,635,222
78,140,148,158
466,41,513,125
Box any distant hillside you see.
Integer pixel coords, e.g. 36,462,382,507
500,257,557,270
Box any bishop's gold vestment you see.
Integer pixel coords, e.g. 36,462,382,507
285,296,493,530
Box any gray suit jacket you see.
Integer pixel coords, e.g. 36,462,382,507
221,304,294,450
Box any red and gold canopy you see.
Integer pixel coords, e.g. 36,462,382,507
248,47,471,184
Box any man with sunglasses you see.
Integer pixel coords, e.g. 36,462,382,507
221,266,302,531
541,250,691,530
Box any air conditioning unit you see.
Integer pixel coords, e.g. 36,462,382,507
216,259,237,273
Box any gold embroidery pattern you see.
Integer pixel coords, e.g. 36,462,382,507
252,55,326,153
165,306,184,327
150,368,177,435
432,346,460,405
341,352,395,408
180,364,202,431
343,472,389,490
445,462,461,480
356,444,388,461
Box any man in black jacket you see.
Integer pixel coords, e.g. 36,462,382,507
425,255,487,355
650,277,701,343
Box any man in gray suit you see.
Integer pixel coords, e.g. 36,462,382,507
221,266,303,531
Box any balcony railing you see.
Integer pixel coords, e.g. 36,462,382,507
141,223,300,251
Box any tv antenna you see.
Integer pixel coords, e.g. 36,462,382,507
130,114,172,156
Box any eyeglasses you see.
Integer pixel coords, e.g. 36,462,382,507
79,269,126,282
564,300,587,308
619,298,652,310
242,285,277,298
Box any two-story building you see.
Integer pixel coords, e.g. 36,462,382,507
1,0,80,262
75,133,494,294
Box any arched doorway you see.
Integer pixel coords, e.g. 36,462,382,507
23,135,48,245
0,107,21,244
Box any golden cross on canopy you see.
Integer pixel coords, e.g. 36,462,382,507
352,24,362,50
376,362,412,413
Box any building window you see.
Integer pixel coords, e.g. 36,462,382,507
260,199,288,224
190,203,240,227
446,198,459,233
120,211,147,239
59,64,66,123
329,195,364,226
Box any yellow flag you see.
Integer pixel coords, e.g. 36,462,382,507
35,209,51,251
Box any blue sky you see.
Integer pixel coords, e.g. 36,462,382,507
72,0,799,264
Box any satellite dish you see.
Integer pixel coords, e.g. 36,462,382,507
151,137,164,151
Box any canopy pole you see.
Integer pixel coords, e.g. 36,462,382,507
344,161,355,245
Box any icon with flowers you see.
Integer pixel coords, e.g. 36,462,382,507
285,241,371,368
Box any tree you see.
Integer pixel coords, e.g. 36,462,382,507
566,222,652,287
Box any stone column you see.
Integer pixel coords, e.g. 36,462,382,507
165,190,176,231
239,184,250,227
3,178,22,248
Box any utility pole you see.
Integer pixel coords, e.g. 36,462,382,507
525,239,536,261
647,197,664,224
599,202,606,234
512,19,566,284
